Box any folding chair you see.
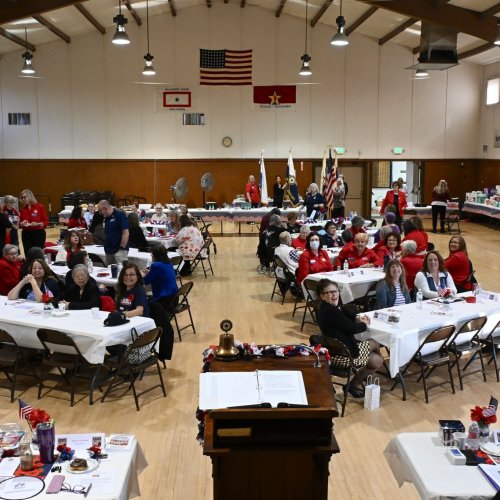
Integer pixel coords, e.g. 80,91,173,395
270,256,296,304
191,238,214,278
37,329,108,406
169,254,183,285
446,201,462,234
391,325,456,403
468,320,500,382
168,282,196,341
102,327,166,411
354,281,378,312
301,279,322,331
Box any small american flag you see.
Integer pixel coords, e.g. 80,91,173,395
200,49,252,86
19,399,34,420
324,148,337,210
483,405,497,418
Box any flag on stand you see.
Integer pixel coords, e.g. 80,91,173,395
19,399,33,420
319,150,327,194
285,150,300,206
324,148,337,211
200,49,252,86
259,153,269,205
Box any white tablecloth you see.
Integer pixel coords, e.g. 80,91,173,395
358,293,500,377
0,299,155,364
301,268,385,304
384,432,496,500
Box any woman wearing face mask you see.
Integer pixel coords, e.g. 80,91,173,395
414,250,457,299
296,232,333,285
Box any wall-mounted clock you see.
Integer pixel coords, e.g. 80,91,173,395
222,136,233,148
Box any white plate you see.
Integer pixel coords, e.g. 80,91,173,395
64,458,99,474
52,311,69,317
0,476,45,499
480,442,500,456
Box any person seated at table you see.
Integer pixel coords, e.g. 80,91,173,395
67,206,87,229
115,263,149,318
132,202,146,220
400,240,424,293
296,232,333,285
88,210,105,246
150,203,167,225
402,218,428,255
286,211,301,234
55,264,100,310
257,214,284,269
8,258,60,301
274,231,299,277
374,211,400,243
335,233,382,270
0,244,23,295
414,250,457,299
375,259,411,309
349,216,366,238
340,229,353,247
322,221,342,248
142,245,178,314
259,208,281,237
127,212,149,252
165,210,181,234
55,230,84,263
304,183,325,219
179,204,196,224
314,278,383,398
19,247,45,279
444,235,475,293
374,231,401,269
292,225,310,251
65,251,88,287
176,215,205,276
83,203,95,227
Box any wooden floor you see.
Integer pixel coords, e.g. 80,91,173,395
1,219,499,499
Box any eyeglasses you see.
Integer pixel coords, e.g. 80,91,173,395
7,252,19,256
61,483,92,495
123,273,137,278
321,290,339,296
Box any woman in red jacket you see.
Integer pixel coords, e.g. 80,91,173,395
19,189,48,256
67,206,87,229
444,235,473,292
296,232,333,284
380,181,407,228
402,218,428,255
0,244,23,296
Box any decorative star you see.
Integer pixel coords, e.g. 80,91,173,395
268,91,281,106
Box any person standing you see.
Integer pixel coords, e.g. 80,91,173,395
19,189,48,256
0,211,12,251
245,175,261,208
2,195,20,246
273,175,285,208
304,183,325,219
431,179,450,234
98,200,129,265
380,181,407,228
83,203,95,227
332,178,346,219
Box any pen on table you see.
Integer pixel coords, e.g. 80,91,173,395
84,483,92,498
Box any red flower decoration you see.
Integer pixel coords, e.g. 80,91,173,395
443,288,453,298
470,405,497,425
41,293,51,304
28,408,51,429
128,294,135,303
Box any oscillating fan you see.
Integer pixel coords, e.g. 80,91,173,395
200,172,215,207
170,178,188,203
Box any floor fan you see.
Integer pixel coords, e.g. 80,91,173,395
200,172,215,207
170,178,188,203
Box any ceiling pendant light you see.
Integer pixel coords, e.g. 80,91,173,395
495,20,500,46
299,0,312,76
21,27,35,75
415,68,429,78
112,0,130,45
331,0,349,47
142,0,156,75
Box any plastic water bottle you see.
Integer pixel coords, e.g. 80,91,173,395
343,260,349,273
416,289,423,310
87,258,93,274
117,262,123,276
466,421,480,451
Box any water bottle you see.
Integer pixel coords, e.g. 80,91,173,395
416,289,423,310
117,262,123,276
45,254,51,266
466,421,480,451
343,260,349,273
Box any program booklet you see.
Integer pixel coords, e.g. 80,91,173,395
106,434,135,451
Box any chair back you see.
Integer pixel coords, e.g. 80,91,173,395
425,325,456,345
273,256,295,283
124,327,162,366
303,278,318,299
169,255,183,267
37,329,83,357
325,338,354,377
0,329,16,346
130,327,161,350
176,281,194,305
451,316,487,346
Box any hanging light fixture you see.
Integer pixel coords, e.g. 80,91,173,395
112,0,130,45
299,0,312,76
142,0,155,75
331,0,349,47
414,68,429,79
21,27,35,75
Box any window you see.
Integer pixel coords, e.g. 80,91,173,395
486,78,500,105
372,161,391,187
8,113,31,125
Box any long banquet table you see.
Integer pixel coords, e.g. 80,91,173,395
0,299,155,364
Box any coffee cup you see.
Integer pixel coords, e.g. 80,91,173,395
91,307,100,319
58,302,66,311
453,431,467,449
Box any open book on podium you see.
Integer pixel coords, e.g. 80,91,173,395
199,370,308,410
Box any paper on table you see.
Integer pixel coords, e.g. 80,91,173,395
478,464,500,490
0,456,20,477
199,370,308,410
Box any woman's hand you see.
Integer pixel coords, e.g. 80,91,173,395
357,314,370,326
25,274,35,285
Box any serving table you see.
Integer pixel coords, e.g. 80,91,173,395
384,432,496,499
0,299,155,364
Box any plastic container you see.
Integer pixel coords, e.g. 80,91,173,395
466,421,480,451
416,289,423,310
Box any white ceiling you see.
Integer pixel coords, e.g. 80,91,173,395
1,0,499,66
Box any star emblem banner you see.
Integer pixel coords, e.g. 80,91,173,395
253,85,296,110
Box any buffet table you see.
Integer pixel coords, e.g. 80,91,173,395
384,432,496,499
0,299,155,364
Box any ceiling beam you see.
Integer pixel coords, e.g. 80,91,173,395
74,3,105,34
124,0,141,26
224,0,229,3
276,0,286,18
482,2,500,17
379,17,417,45
33,14,70,43
365,0,498,43
0,27,36,51
311,0,334,28
345,6,378,36
206,0,212,8
168,0,176,17
0,0,87,25
458,43,496,60
240,0,246,7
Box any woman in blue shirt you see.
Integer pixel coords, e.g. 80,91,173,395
375,259,411,309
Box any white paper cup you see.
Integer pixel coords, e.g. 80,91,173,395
91,307,100,319
58,302,66,311
453,432,467,449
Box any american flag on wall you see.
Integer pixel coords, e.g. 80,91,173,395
200,49,252,86
324,148,337,210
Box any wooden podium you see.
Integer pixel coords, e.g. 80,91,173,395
203,354,339,500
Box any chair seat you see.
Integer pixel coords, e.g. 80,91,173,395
453,341,482,354
419,351,450,365
0,346,18,364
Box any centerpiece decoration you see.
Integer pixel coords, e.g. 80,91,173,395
470,404,497,442
18,399,52,446
41,293,53,315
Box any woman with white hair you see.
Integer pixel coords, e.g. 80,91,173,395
304,183,325,219
55,264,100,309
431,179,450,234
2,195,19,246
400,239,424,292
151,203,167,225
